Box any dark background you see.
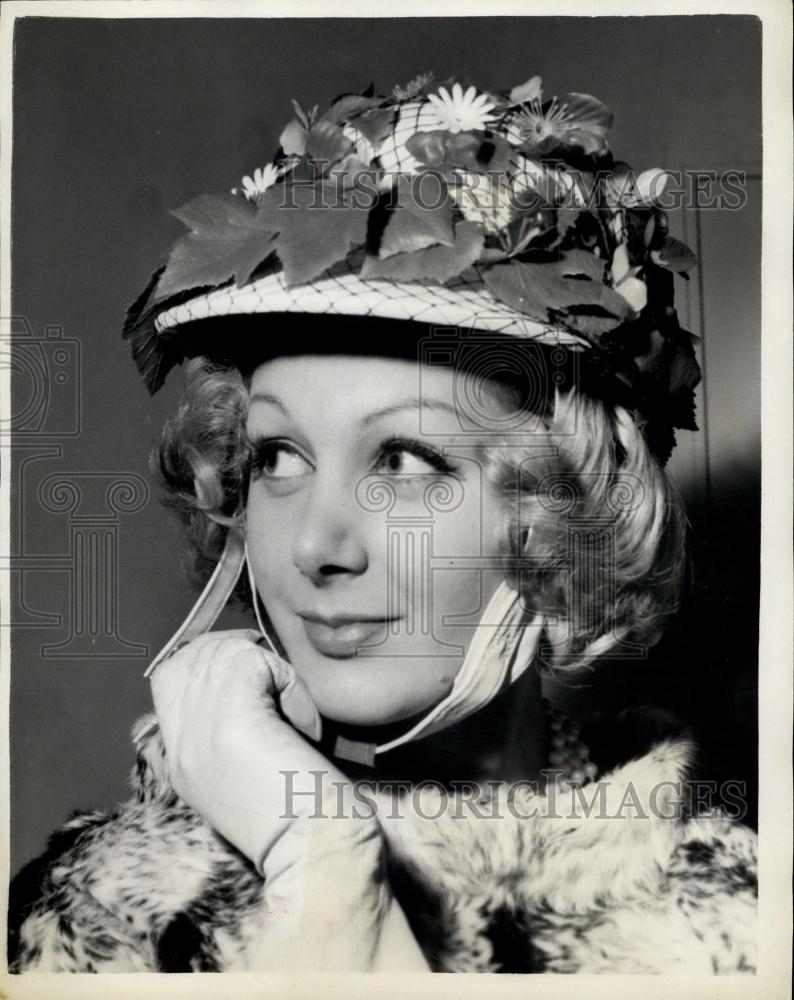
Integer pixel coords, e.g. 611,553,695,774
9,15,761,874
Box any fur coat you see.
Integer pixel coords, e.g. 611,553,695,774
8,712,757,974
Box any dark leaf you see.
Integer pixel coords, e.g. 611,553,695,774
258,183,369,286
289,153,321,184
305,121,355,173
663,337,702,428
559,248,605,282
352,106,398,146
320,94,383,124
406,129,511,173
482,253,629,326
122,266,164,338
327,154,380,196
122,271,187,395
154,194,279,300
447,132,512,173
560,309,624,336
477,246,512,264
651,236,697,273
556,207,583,237
171,192,255,232
361,220,484,283
126,317,182,396
379,176,454,258
290,100,313,129
406,131,448,167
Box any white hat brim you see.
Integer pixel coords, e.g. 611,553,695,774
154,253,589,351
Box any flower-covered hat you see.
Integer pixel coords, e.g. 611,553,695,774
123,71,701,462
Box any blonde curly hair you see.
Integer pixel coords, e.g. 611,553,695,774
156,354,686,673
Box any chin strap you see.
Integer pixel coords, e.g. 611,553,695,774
140,534,543,762
373,583,544,756
134,532,247,743
143,531,248,679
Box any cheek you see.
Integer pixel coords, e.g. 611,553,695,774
244,488,294,604
427,481,509,628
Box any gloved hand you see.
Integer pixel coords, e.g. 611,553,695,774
149,629,428,971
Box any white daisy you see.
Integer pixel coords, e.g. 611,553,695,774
425,84,496,134
232,163,282,201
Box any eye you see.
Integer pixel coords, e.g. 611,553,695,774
250,439,312,479
374,438,458,477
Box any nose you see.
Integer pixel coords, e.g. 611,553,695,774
292,476,369,585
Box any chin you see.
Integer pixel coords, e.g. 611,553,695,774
292,655,457,728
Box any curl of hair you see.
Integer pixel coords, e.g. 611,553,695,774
484,389,686,672
157,358,686,672
156,358,250,588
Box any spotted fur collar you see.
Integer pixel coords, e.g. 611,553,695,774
9,714,757,974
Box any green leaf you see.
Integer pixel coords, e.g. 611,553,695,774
509,75,543,106
555,207,583,237
651,236,697,273
305,121,355,172
559,310,624,336
291,100,315,130
379,177,455,258
320,94,383,125
279,118,307,156
361,220,484,283
154,194,278,300
258,183,369,286
354,106,398,146
481,253,629,325
327,154,379,193
560,248,606,282
406,129,511,173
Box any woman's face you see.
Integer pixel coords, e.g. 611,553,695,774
245,353,515,726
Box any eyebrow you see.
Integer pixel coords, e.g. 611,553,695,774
249,392,289,416
248,393,458,425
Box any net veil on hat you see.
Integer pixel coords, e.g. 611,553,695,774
127,71,702,759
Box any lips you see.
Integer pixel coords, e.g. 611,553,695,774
298,612,396,659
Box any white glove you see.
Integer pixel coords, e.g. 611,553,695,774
150,629,429,971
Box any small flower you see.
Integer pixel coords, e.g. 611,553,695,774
425,83,496,134
509,88,612,156
392,71,435,100
231,163,282,201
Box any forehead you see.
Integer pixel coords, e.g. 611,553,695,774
247,353,513,430
250,353,447,395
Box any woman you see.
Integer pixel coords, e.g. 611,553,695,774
8,71,757,974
